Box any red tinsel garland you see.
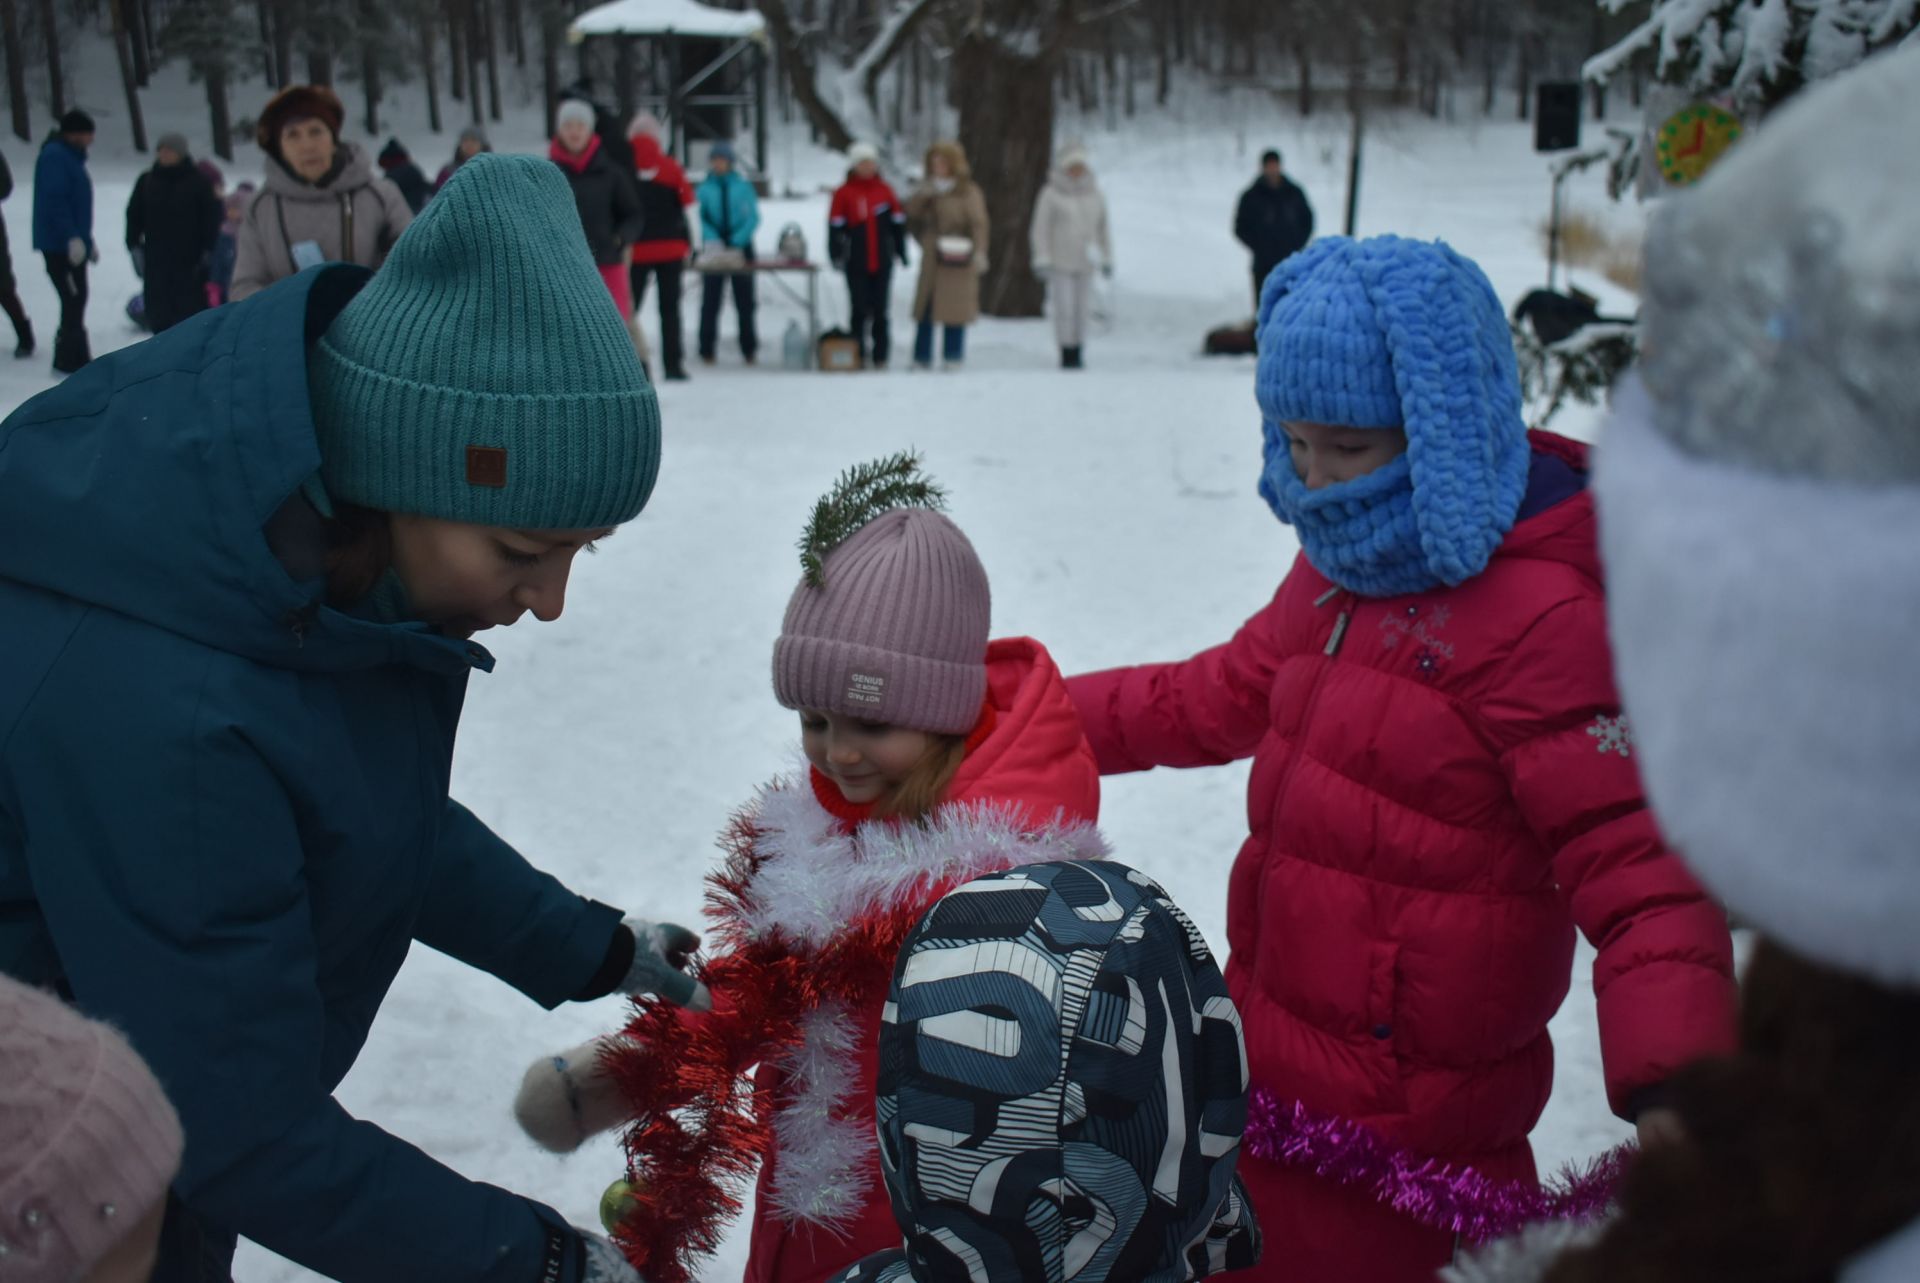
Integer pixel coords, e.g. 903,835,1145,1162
597,799,970,1283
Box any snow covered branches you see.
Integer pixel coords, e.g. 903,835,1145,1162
1586,0,1919,117
798,452,947,587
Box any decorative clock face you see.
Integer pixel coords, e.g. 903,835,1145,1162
1656,104,1743,186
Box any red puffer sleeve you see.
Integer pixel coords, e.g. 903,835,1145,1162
1066,583,1289,775
1483,595,1738,1117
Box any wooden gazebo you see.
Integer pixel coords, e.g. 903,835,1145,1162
569,0,769,174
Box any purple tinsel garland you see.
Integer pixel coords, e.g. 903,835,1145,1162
1242,1091,1635,1243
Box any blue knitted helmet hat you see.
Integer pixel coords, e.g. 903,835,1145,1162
309,153,661,530
1255,236,1529,597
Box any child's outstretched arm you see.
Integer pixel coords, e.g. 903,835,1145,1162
1484,596,1740,1118
1067,581,1291,774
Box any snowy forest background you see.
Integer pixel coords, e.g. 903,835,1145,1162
5,0,1916,322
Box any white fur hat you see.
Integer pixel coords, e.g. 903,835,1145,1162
846,141,880,168
1597,45,1920,989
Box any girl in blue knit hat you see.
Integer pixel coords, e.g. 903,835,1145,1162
0,154,686,1283
1064,235,1740,1283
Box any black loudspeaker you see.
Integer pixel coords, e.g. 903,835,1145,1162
1535,82,1583,152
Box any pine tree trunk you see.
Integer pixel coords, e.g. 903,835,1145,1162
952,32,1053,318
109,0,146,149
258,0,287,87
1297,48,1313,116
309,49,334,85
467,0,484,125
891,49,904,133
0,0,29,141
125,0,149,86
1515,34,1531,121
1154,3,1169,107
362,53,380,132
503,0,522,67
422,14,442,133
481,0,501,120
206,65,233,159
272,0,292,86
37,0,62,116
448,0,466,101
540,0,559,136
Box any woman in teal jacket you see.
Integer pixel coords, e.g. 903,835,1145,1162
694,140,760,364
0,156,692,1283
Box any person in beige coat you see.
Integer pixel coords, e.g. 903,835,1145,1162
1029,141,1111,369
231,85,412,302
905,140,989,370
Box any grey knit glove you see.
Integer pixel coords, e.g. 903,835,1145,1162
621,917,711,1011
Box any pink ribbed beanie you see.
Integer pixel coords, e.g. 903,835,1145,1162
0,976,184,1282
773,508,991,734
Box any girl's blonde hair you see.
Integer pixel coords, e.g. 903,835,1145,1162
872,733,969,824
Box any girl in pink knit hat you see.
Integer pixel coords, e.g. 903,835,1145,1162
0,975,183,1283
514,453,1102,1283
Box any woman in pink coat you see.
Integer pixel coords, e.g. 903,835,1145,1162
1066,236,1738,1283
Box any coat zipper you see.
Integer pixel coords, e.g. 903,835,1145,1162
340,190,356,267
1254,586,1353,913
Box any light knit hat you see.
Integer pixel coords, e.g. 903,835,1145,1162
0,977,184,1282
846,141,880,169
309,153,661,530
1598,44,1920,988
772,457,989,735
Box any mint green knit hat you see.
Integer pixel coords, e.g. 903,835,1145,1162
309,153,660,530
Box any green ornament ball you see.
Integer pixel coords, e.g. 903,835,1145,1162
599,1179,641,1235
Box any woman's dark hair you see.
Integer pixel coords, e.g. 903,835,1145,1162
1545,938,1920,1283
323,503,392,608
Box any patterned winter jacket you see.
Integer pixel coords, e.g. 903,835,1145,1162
605,637,1101,1283
1067,434,1739,1278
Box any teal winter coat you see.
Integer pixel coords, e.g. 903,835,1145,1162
696,170,759,250
0,265,625,1283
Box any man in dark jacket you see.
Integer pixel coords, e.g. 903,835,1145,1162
33,109,97,373
1234,148,1314,310
377,137,433,214
0,151,33,357
126,132,224,333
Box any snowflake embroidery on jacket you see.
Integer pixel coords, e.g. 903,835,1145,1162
1586,715,1633,758
1380,603,1455,680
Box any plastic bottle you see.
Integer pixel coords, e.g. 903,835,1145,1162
783,320,808,371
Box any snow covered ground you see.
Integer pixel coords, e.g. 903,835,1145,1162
2,61,1674,1282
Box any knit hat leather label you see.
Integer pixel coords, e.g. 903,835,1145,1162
845,670,888,709
466,446,508,488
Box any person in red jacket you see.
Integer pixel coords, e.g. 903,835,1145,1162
627,114,695,381
1065,236,1738,1283
828,142,909,369
513,454,1101,1283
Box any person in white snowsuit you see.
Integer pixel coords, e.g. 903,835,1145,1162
1029,142,1111,369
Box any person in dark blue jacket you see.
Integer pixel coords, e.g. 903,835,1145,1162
0,154,695,1283
31,108,97,373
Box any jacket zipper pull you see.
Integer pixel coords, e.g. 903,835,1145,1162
1325,609,1351,657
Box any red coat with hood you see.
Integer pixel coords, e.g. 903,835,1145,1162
1067,435,1738,1283
609,637,1100,1283
627,132,694,267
